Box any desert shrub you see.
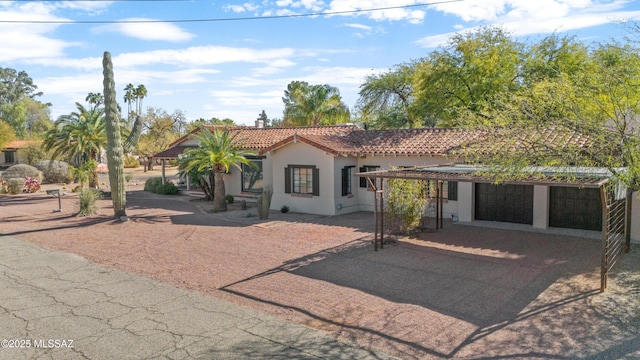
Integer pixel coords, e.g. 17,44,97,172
384,178,427,235
24,176,40,193
225,194,234,204
155,182,178,195
281,205,290,213
73,160,97,188
0,179,7,194
6,178,25,194
124,155,140,168
125,173,133,183
144,177,163,193
35,160,70,184
2,164,42,182
66,165,76,184
78,188,103,216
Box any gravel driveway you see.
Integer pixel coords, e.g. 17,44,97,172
1,188,639,359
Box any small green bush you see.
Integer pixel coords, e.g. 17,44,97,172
7,178,25,194
35,160,70,184
2,164,42,182
66,165,76,184
124,156,140,168
125,173,133,183
225,194,234,204
281,205,290,213
155,182,178,195
144,177,163,192
78,189,103,216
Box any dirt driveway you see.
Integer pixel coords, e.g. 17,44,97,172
1,189,639,359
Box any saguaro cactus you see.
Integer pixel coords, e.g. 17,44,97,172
102,51,143,218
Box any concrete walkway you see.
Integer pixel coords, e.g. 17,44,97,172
0,236,395,360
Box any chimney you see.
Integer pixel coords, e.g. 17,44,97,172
255,120,264,128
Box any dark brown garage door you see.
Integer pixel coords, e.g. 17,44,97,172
475,183,534,224
549,187,602,231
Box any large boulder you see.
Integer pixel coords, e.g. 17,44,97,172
34,160,70,184
1,164,42,182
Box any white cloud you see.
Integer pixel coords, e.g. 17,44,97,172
112,46,297,68
0,3,74,61
327,0,427,23
93,19,195,42
225,3,259,13
344,23,372,31
416,0,640,48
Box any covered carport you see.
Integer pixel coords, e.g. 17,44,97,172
356,165,631,291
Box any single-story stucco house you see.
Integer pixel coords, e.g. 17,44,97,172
153,122,640,243
0,140,39,167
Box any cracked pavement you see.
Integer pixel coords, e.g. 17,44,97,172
0,235,396,360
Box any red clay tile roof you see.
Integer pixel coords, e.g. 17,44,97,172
258,128,487,156
154,124,591,159
3,140,37,149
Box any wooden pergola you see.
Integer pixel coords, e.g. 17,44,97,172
355,165,631,292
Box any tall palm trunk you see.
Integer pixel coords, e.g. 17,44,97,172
212,170,227,212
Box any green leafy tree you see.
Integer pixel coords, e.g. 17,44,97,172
23,98,53,137
412,27,522,127
357,63,418,129
257,110,270,127
464,42,640,190
187,117,236,132
282,81,350,126
178,127,255,212
136,107,181,171
0,67,48,138
0,120,16,149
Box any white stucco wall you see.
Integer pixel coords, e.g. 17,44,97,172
333,157,360,215
533,185,549,229
268,142,337,216
357,154,451,212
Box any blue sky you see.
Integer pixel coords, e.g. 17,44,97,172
2,0,640,126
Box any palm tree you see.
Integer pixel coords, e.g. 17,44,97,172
282,81,350,126
123,83,136,123
134,84,147,115
44,102,106,165
178,127,256,212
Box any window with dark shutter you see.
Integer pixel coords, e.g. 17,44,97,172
448,181,458,201
359,166,380,188
285,165,318,196
284,167,291,194
341,166,354,196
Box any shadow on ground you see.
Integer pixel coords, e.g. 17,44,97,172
220,224,616,358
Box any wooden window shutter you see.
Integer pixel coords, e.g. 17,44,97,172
312,168,320,196
284,167,291,194
341,167,348,196
359,167,367,188
448,181,458,201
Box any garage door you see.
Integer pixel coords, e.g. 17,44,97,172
549,187,602,231
475,183,534,224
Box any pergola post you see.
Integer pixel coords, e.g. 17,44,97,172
625,188,632,253
161,159,166,185
600,184,608,292
379,177,384,249
435,180,440,230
